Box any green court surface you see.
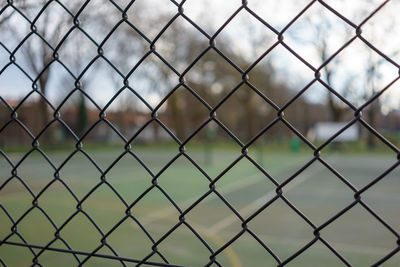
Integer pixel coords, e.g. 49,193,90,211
0,145,399,266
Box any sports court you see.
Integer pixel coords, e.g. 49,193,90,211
1,146,399,266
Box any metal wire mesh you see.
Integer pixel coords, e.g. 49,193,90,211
1,0,400,266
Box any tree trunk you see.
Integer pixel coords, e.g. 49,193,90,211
327,93,345,122
167,93,185,140
245,93,258,141
38,74,54,143
152,121,160,142
366,101,378,149
77,93,88,137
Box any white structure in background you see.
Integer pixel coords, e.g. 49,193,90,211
308,122,360,142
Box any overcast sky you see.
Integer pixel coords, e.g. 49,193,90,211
1,0,399,113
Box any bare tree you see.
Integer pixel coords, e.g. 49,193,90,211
292,9,354,122
359,3,400,149
1,1,74,140
1,0,108,141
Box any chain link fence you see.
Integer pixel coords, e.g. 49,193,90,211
1,0,400,266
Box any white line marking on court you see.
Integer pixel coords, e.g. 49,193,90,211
140,157,310,225
140,172,263,225
208,160,328,233
222,231,393,256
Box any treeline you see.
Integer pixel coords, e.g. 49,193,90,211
0,0,398,149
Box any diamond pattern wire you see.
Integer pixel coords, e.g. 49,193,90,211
1,0,400,266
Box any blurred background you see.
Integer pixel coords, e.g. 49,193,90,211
0,0,399,150
1,0,400,266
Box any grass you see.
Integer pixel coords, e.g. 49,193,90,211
0,144,399,266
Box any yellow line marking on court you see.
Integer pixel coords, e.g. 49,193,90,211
0,155,339,266
155,215,242,267
0,193,242,265
192,223,243,267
